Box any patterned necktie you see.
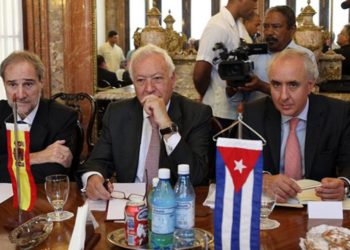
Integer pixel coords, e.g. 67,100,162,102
144,117,160,185
284,118,302,180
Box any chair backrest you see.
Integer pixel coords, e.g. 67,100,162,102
51,92,97,160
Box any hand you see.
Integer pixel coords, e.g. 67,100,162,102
30,140,73,168
237,75,270,94
263,174,301,203
225,86,238,97
315,178,345,200
141,95,172,129
86,175,112,200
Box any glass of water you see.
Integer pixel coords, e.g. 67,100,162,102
45,174,74,222
173,228,209,250
260,190,280,230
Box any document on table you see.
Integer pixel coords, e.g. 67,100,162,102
106,183,146,221
0,183,13,204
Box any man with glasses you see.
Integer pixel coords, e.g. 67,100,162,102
79,44,212,200
0,51,77,183
237,5,319,101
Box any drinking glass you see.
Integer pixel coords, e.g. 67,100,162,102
44,174,74,222
260,191,280,230
173,228,209,250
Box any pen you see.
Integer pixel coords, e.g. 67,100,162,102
103,178,111,191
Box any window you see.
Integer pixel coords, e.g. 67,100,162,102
0,0,23,100
161,0,182,32
331,1,349,46
191,0,211,39
129,0,146,50
269,0,287,7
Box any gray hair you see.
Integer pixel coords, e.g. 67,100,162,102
128,44,175,81
267,48,317,81
1,50,45,81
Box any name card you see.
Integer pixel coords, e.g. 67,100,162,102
308,201,343,219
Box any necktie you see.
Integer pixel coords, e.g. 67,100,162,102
284,118,302,180
144,117,160,185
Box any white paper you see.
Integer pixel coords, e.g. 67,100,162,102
87,199,107,211
308,201,343,219
106,183,146,221
203,183,216,209
0,183,13,203
69,202,89,250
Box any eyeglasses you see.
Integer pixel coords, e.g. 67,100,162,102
111,191,145,201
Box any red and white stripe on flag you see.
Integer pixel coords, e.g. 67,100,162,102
6,123,37,211
214,138,263,250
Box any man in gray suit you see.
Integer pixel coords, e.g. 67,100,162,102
243,48,350,202
80,44,212,200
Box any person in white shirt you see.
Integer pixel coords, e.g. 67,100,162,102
98,30,125,72
193,0,258,129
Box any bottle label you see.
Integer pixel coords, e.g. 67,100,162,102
152,206,175,234
175,200,195,229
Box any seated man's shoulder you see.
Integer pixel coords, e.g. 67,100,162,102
174,93,212,114
46,99,77,115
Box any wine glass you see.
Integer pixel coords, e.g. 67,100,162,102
260,191,280,230
44,174,74,222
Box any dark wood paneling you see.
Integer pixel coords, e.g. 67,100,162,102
182,0,191,38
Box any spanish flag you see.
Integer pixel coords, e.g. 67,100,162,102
6,123,37,211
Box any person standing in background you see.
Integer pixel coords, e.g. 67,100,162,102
242,12,261,43
334,24,350,76
193,0,257,129
98,30,125,72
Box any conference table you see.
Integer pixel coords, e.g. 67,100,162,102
0,183,350,249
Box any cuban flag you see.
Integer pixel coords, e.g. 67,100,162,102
214,138,263,250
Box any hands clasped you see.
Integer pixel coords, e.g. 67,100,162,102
263,174,346,203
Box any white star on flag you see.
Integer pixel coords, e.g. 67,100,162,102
234,159,247,174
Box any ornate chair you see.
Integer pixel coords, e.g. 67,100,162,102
51,92,97,174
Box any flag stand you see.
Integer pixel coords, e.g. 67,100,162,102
212,102,267,144
12,96,23,225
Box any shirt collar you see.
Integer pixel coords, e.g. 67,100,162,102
17,101,40,126
281,98,309,124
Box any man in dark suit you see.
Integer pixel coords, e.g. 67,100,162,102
334,24,350,76
80,44,212,200
0,51,77,183
243,48,350,202
97,55,122,88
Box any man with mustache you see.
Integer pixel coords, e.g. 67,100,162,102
242,49,350,203
0,51,78,183
238,5,319,101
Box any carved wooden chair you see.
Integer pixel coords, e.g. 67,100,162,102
51,92,97,176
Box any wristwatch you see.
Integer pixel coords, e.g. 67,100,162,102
159,123,178,135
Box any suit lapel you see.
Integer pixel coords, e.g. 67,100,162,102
30,100,49,152
304,95,323,177
125,98,144,180
265,100,282,173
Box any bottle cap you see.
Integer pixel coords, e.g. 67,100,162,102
152,177,159,187
158,168,170,179
178,164,189,174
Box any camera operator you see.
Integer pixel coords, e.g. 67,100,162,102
239,5,319,101
193,0,257,128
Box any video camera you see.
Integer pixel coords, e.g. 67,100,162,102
213,39,267,87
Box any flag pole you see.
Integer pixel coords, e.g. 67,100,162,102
237,102,243,139
12,94,22,223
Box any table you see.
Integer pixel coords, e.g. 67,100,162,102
0,183,349,249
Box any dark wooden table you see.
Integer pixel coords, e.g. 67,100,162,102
0,183,349,249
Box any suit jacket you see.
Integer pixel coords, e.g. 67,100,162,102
242,94,350,180
97,67,122,88
79,93,213,186
334,44,350,76
0,99,78,183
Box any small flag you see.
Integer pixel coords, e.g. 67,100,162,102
6,123,37,211
214,138,263,250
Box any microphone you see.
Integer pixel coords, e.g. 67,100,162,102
341,0,350,9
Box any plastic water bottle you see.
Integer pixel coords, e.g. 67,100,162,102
174,164,195,229
151,168,176,250
147,177,159,249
